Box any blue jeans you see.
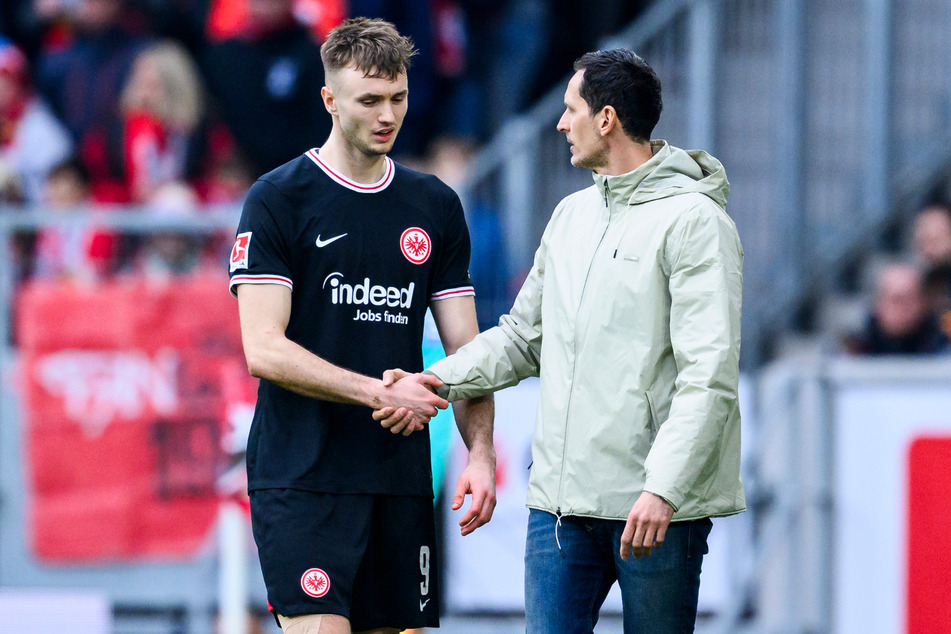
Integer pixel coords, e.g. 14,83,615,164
524,509,712,633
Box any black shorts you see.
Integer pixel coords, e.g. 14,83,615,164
249,489,440,631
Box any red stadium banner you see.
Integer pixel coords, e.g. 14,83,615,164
16,276,256,562
907,436,951,633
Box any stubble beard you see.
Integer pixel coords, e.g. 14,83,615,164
571,122,609,170
342,121,396,158
573,143,609,170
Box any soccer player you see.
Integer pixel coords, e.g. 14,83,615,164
229,18,496,634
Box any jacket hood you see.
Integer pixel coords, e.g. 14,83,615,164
593,140,730,209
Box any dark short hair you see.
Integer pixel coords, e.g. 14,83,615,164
573,49,662,143
48,157,91,187
321,17,417,81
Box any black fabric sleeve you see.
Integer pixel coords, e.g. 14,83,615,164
228,179,294,297
430,191,475,301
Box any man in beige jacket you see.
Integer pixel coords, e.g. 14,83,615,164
378,49,744,633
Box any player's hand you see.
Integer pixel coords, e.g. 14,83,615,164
381,367,412,387
453,453,497,536
374,369,423,435
375,370,447,435
372,406,425,436
619,491,675,560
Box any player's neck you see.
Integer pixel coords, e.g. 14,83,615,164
318,138,388,184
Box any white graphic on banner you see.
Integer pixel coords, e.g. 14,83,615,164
36,349,179,437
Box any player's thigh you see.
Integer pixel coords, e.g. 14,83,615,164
250,489,373,623
349,495,439,632
277,613,401,634
277,613,350,633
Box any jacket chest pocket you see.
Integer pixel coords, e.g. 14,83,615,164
613,245,641,264
602,247,651,325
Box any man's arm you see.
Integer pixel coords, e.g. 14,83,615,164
236,283,448,416
622,206,743,559
429,296,497,536
418,212,555,401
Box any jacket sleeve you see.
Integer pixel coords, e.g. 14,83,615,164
426,209,554,401
643,203,743,511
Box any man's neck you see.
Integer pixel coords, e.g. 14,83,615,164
318,134,388,183
596,140,654,177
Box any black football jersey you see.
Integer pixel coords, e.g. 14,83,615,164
229,149,474,496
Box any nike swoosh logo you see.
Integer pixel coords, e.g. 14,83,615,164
419,598,430,611
315,233,347,248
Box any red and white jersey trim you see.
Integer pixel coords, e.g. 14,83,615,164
305,148,395,193
230,274,293,297
431,286,475,301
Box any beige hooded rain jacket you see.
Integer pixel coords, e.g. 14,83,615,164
428,140,746,522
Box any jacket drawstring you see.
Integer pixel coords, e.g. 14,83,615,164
555,511,565,558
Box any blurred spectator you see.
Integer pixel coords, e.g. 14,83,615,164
0,37,72,205
200,151,255,205
424,134,507,326
533,0,651,103
35,0,151,202
120,40,206,203
457,0,548,139
201,0,331,177
32,158,117,281
0,0,39,57
845,261,949,355
205,0,344,45
348,0,436,156
924,262,951,342
129,181,211,280
133,0,215,55
449,0,653,141
911,203,951,268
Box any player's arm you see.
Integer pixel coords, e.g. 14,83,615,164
430,296,497,535
236,283,447,416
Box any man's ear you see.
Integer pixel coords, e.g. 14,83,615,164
321,85,336,115
597,106,618,137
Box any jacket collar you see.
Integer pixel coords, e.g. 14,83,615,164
592,140,670,208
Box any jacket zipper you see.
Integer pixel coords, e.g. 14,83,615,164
556,181,613,513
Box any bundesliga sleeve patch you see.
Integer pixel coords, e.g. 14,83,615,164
230,232,252,272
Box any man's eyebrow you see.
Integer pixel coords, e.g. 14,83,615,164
355,89,408,100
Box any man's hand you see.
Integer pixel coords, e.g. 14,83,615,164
619,491,675,560
373,369,447,435
452,453,497,536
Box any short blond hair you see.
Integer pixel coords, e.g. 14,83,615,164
320,17,417,82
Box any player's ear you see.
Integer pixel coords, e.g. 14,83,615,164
321,85,337,115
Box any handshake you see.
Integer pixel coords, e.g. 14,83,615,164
372,368,449,436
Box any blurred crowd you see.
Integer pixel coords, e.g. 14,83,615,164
842,202,951,356
0,0,650,291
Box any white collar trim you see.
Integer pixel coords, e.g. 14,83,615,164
305,148,395,193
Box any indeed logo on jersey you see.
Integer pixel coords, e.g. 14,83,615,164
322,272,414,308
